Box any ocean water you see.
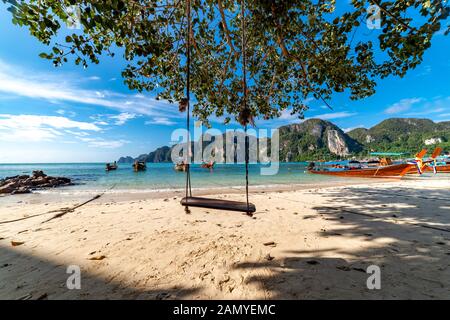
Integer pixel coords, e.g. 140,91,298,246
0,162,353,193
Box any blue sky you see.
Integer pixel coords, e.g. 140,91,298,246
0,4,449,163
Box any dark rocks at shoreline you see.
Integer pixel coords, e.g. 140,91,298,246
0,170,73,195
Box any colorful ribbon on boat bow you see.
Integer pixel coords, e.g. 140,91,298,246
407,157,424,175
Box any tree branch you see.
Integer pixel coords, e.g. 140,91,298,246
217,0,237,56
371,0,416,31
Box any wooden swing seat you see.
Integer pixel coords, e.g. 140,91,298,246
181,196,256,213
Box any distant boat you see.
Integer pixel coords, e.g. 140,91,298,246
133,161,146,172
174,162,188,172
201,161,215,169
106,162,118,171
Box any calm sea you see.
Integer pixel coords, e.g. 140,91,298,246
0,162,355,193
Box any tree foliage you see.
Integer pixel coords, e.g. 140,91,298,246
3,0,449,124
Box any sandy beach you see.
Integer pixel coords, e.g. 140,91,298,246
0,178,449,299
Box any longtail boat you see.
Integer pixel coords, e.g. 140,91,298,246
174,162,188,172
407,162,450,174
308,163,413,178
105,162,118,171
406,148,450,174
201,161,215,169
425,163,450,173
133,161,146,172
434,164,450,173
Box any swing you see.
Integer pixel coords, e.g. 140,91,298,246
180,0,256,215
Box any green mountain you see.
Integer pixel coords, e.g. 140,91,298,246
118,146,172,163
279,119,362,161
347,118,450,154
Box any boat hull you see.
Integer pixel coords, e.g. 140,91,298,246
435,165,450,173
174,164,187,172
407,164,450,174
308,163,412,178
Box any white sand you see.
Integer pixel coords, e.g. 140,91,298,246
0,178,449,299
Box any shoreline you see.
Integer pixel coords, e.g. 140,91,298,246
2,172,448,205
0,178,400,205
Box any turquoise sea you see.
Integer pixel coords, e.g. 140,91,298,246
0,162,352,192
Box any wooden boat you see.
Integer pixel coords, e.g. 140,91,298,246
201,161,215,169
105,162,118,171
174,162,187,172
407,163,450,174
308,163,413,178
434,164,450,173
425,163,450,173
133,161,146,172
406,148,448,174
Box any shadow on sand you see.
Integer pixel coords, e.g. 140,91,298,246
234,185,450,299
0,244,199,299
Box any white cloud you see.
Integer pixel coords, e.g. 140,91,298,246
64,130,90,137
87,76,101,81
0,114,100,131
279,109,299,121
110,112,137,125
79,137,129,149
0,59,180,120
314,111,357,120
2,127,60,142
384,98,422,114
56,109,77,117
385,96,450,118
416,65,432,77
0,114,101,142
405,107,446,116
145,117,176,126
258,108,304,126
89,115,110,126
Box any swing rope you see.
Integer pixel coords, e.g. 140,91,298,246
241,0,250,213
184,0,192,214
183,0,252,215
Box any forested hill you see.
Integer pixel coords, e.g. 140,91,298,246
347,118,450,154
